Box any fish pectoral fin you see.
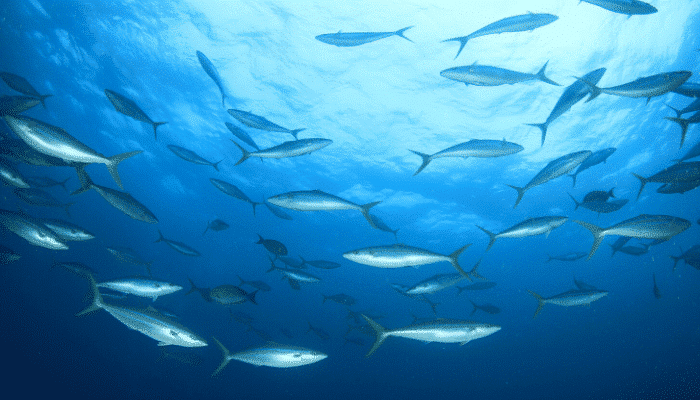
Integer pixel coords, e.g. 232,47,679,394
459,340,470,346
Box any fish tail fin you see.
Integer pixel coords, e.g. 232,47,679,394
536,61,559,86
666,104,683,118
392,229,399,241
574,76,601,102
38,94,52,108
362,314,390,358
237,275,246,285
252,202,260,216
449,244,472,278
230,139,251,165
546,254,553,262
409,150,433,176
63,202,74,217
298,255,307,268
202,224,209,236
247,290,258,305
469,300,477,316
663,117,689,148
395,26,413,43
567,193,580,210
186,278,199,295
468,258,485,280
71,164,94,196
443,37,468,60
290,128,306,140
631,173,648,200
670,246,683,271
58,177,70,192
75,274,104,316
152,122,167,141
609,188,615,198
211,337,231,377
570,172,578,188
476,225,497,252
525,123,548,147
265,255,277,273
106,150,143,190
506,184,526,209
256,234,264,244
360,201,382,228
212,160,223,171
155,229,165,243
528,290,545,318
573,220,605,260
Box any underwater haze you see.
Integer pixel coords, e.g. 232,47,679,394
1,0,700,399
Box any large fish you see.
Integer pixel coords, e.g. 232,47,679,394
315,26,412,47
579,71,692,103
230,138,332,165
664,110,700,148
0,72,52,107
39,218,95,242
77,275,207,347
477,216,568,252
656,179,700,194
210,178,261,215
226,122,259,150
673,82,700,98
507,150,591,208
227,109,305,139
574,214,691,259
155,230,201,257
569,148,616,187
342,243,473,277
212,338,326,375
672,133,700,163
632,161,700,199
267,189,380,228
405,272,472,295
409,139,523,176
667,100,700,117
527,68,607,146
528,288,608,318
443,13,557,59
196,51,228,107
362,314,500,357
0,95,41,116
441,61,559,87
14,187,73,215
2,115,141,189
104,89,166,140
167,145,221,171
580,0,657,16
97,278,182,301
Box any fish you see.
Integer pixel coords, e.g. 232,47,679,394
546,252,587,262
0,95,41,115
227,109,305,139
0,72,52,107
52,261,96,276
24,176,70,192
14,187,73,215
579,71,692,104
267,190,380,228
672,140,700,163
299,256,341,269
106,247,152,275
580,0,658,16
279,256,304,269
652,274,661,299
155,230,201,257
344,337,366,346
210,178,261,215
609,236,632,258
212,338,327,375
196,50,228,107
322,294,356,306
669,245,700,271
315,26,413,47
209,285,257,306
632,162,700,199
442,13,557,59
229,311,254,325
583,188,616,203
455,281,497,294
390,283,440,313
230,138,332,165
405,273,468,295
0,159,31,188
528,288,608,318
362,314,501,357
264,202,293,220
226,122,259,150
2,115,142,189
527,67,607,145
167,145,221,171
569,148,616,187
246,326,273,341
568,196,628,214
238,275,272,292
72,166,158,224
673,82,700,98
657,179,700,194
573,278,598,291
203,219,229,235
104,89,166,140
343,243,473,277
664,110,700,148
0,209,67,250
256,234,288,258
469,300,501,315
369,214,399,239
409,139,523,176
279,328,295,339
185,278,213,302
611,243,650,256
574,214,691,259
477,216,568,252
507,150,591,208
39,218,95,242
0,244,21,264
267,257,321,286
0,139,77,167
76,275,207,347
307,322,331,340
441,61,559,87
96,278,182,301
667,100,700,117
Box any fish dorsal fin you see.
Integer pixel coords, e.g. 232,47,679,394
471,60,478,66
337,30,342,33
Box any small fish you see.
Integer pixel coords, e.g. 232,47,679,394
104,89,166,140
256,234,288,258
212,338,326,375
0,72,52,107
167,145,221,171
0,209,67,250
664,110,700,148
14,187,73,215
546,252,587,262
155,230,201,257
344,337,366,346
307,322,331,340
185,278,213,302
39,218,95,242
238,275,272,292
409,139,523,176
229,310,254,325
405,273,468,295
203,219,229,235
580,0,657,16
582,188,616,203
279,256,304,269
568,195,628,214
267,257,320,286
106,246,152,275
230,138,332,165
0,159,31,188
227,109,305,139
24,176,70,192
573,278,598,291
267,189,380,228
469,300,501,315
578,71,692,104
264,202,293,220
0,95,41,115
528,288,608,318
670,245,700,271
97,278,182,301
299,257,341,269
369,214,399,239
210,178,261,215
196,51,228,107
632,162,700,199
569,148,616,188
477,216,568,252
52,261,96,276
441,61,559,87
209,285,257,306
0,244,21,264
315,26,413,47
609,236,632,258
613,243,651,256
322,293,356,306
157,347,204,367
226,122,259,150
456,281,496,294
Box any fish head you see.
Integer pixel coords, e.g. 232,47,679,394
298,350,328,364
34,230,68,250
174,330,208,347
472,323,502,338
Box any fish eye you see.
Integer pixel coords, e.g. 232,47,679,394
293,353,301,358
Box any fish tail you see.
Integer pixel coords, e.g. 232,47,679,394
574,76,601,102
536,61,559,86
38,94,52,108
290,128,306,140
211,337,232,377
106,150,143,190
392,228,399,242
468,258,484,280
609,188,615,199
567,193,580,210
663,117,689,148
152,122,167,141
298,255,307,268
237,275,246,285
666,104,683,118
631,173,648,200
75,274,104,316
449,243,472,278
469,300,477,316
71,164,94,196
409,150,433,176
212,159,223,171
58,177,70,192
155,229,165,243
362,314,390,358
230,139,251,166
525,123,548,147
265,255,277,273
145,262,152,277
394,26,413,43
570,172,578,188
360,201,382,228
476,225,497,252
246,290,258,305
185,278,199,295
527,290,545,318
442,37,468,60
256,234,264,244
546,254,553,262
670,246,684,271
63,202,74,217
251,201,260,216
221,93,227,108
506,184,526,209
573,220,605,260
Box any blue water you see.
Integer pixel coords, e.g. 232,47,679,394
1,1,699,399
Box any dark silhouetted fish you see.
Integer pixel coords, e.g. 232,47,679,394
0,72,52,107
238,275,271,292
107,246,152,275
14,187,73,216
656,179,700,194
469,300,501,315
227,109,305,139
583,188,615,203
652,274,661,299
369,214,399,240
0,95,41,115
580,0,657,16
229,310,254,325
477,216,568,252
569,148,616,187
155,230,201,256
672,140,700,163
632,162,700,199
670,245,700,271
307,322,331,340
186,278,213,302
299,257,340,269
667,100,700,118
104,89,166,140
196,50,228,107
210,178,261,215
226,122,259,150
315,26,412,47
167,145,221,170
609,236,632,257
568,195,628,214
673,82,700,98
279,256,304,269
612,243,650,256
528,288,608,318
455,281,496,294
256,234,287,258
24,176,70,192
231,138,331,165
664,110,700,148
573,277,598,291
441,61,559,87
409,139,523,176
209,285,257,306
52,261,96,277
546,252,587,262
322,293,356,306
203,219,229,235
406,273,468,295
0,244,21,264
579,71,691,104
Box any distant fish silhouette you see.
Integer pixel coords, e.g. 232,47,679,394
0,72,52,107
104,89,166,140
315,26,413,47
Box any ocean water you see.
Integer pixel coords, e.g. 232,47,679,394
1,0,699,399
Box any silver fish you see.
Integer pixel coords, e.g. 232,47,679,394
441,61,559,86
104,89,166,140
210,178,261,215
0,72,52,107
579,71,692,103
267,258,321,285
528,288,608,318
196,51,228,107
167,145,221,170
405,273,468,295
227,109,305,139
155,230,201,257
267,189,380,228
477,216,568,252
342,243,473,277
409,139,523,176
580,0,657,16
632,161,700,199
97,278,182,301
0,159,30,188
14,187,73,216
569,148,616,187
315,26,412,47
212,338,326,375
455,281,496,294
226,122,259,150
230,138,332,165
39,218,95,242
0,139,76,167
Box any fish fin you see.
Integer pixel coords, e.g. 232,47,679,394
476,225,497,252
152,296,157,302
71,164,94,196
525,123,548,147
527,290,545,318
265,256,277,273
152,122,167,141
666,104,683,118
546,254,553,263
247,290,258,305
394,26,413,43
298,255,306,268
238,275,246,286
63,202,74,217
631,173,648,200
469,300,477,316
256,234,264,244
38,94,52,108
573,220,605,260
646,97,651,105
185,278,199,295
442,36,468,60
609,188,615,199
448,243,472,278
75,274,104,316
290,128,306,140
362,314,390,358
536,61,559,86
570,172,578,188
506,184,526,209
468,258,485,280
155,229,165,243
211,337,232,377
58,177,70,192
663,117,689,148
106,150,143,190
251,201,260,216
360,201,382,228
230,139,251,165
212,160,223,171
409,150,433,176
574,76,601,102
202,225,209,236
567,193,580,210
